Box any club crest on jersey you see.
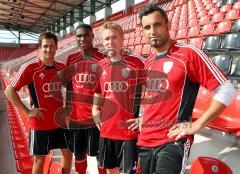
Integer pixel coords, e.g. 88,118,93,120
57,71,63,79
163,61,173,74
39,72,45,79
91,64,98,72
122,68,130,78
73,63,78,70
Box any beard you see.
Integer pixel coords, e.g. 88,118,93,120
149,37,169,49
105,48,117,58
149,38,162,48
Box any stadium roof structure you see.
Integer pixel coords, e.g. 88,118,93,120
0,0,118,34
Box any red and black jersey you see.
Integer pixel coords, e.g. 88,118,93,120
95,54,145,140
66,48,105,124
10,59,65,130
138,42,227,147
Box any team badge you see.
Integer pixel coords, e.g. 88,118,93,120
57,71,63,79
73,63,78,70
163,61,173,74
122,68,130,78
39,72,45,79
91,64,98,72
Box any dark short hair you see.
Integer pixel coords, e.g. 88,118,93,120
138,4,168,24
75,23,93,33
38,32,58,46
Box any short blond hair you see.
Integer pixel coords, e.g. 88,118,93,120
100,21,123,36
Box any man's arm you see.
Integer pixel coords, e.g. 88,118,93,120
168,81,236,140
92,93,102,130
5,85,45,119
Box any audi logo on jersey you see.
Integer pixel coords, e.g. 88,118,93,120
104,81,129,92
74,73,96,84
42,82,63,93
146,77,169,92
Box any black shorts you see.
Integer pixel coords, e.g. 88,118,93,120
98,137,138,174
29,128,69,156
68,121,100,157
138,138,191,174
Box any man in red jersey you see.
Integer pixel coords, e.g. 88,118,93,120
137,4,236,174
5,32,72,174
92,21,144,174
64,24,106,174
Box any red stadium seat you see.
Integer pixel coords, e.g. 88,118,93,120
123,39,128,47
188,19,198,28
134,45,142,56
171,22,178,31
215,21,232,34
16,157,34,172
197,10,208,18
178,21,187,29
199,16,210,26
134,37,142,45
212,12,225,23
190,157,233,174
188,37,204,49
128,38,134,46
201,23,215,36
233,1,240,9
188,13,197,20
225,9,240,20
172,17,179,23
176,29,188,39
220,4,232,13
208,7,219,16
188,26,201,38
205,3,215,10
169,30,176,39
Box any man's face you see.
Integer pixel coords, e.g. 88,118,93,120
141,11,170,48
75,28,94,51
101,28,123,58
39,38,57,61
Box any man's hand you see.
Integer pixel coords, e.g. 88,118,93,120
167,121,199,140
127,117,143,132
25,108,46,120
92,109,102,130
60,106,72,120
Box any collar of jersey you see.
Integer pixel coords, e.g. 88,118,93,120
38,59,56,68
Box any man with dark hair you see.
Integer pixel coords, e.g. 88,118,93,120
5,32,72,174
137,4,236,174
64,24,106,174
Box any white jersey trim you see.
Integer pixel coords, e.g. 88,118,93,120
10,59,39,87
175,43,226,84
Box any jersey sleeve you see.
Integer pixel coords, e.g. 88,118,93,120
187,47,227,91
10,63,32,91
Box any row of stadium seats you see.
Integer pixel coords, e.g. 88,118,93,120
3,82,62,174
193,53,240,135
